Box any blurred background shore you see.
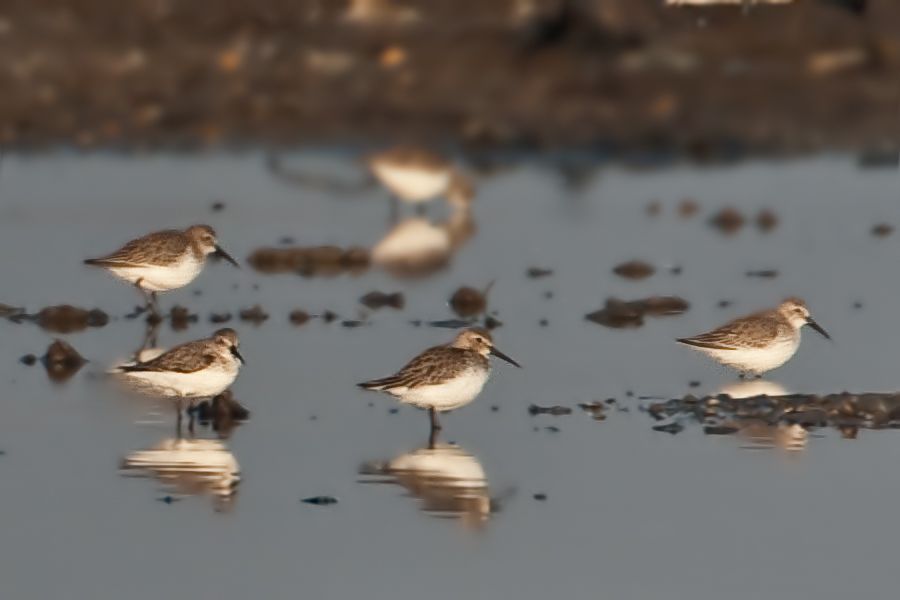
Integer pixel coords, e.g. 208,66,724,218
1,0,897,155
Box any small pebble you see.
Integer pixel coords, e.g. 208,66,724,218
527,267,554,279
532,493,547,501
289,310,310,325
301,496,338,506
872,223,893,238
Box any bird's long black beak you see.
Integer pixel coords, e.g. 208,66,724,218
806,317,831,340
489,346,521,368
230,346,246,364
214,245,240,268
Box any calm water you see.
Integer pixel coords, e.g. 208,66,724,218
0,152,898,599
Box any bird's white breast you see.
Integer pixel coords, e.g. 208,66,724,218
700,334,800,375
121,361,239,399
396,368,490,412
108,253,204,292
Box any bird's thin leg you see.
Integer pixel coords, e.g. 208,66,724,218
429,407,442,433
175,399,183,437
428,424,439,450
188,406,195,435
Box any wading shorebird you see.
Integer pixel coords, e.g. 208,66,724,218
84,225,239,314
358,328,520,431
367,145,475,213
677,298,830,378
118,328,245,429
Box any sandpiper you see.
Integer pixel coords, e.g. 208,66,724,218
118,328,245,427
677,298,830,378
367,145,475,212
358,328,520,430
84,225,239,313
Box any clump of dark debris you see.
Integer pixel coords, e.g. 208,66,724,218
360,291,405,310
585,296,689,329
248,246,370,276
42,339,86,383
709,207,745,235
239,305,269,325
643,390,900,442
613,260,655,280
10,305,109,333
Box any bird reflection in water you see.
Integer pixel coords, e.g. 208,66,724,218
372,208,476,279
359,433,498,529
121,435,240,511
716,380,808,452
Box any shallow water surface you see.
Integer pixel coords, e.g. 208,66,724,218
0,153,898,599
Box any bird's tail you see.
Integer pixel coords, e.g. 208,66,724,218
357,376,400,391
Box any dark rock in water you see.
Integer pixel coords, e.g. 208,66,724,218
756,209,778,232
539,318,549,327
341,320,366,328
746,269,779,278
194,390,250,421
613,260,655,280
585,298,644,328
639,296,689,316
484,315,503,330
872,223,893,238
704,424,740,435
450,286,488,317
321,310,338,323
193,390,250,438
709,207,745,235
42,339,86,383
239,305,269,325
528,404,572,416
360,291,405,310
169,305,197,331
301,496,338,506
20,354,37,366
586,295,688,329
34,305,109,333
388,408,399,415
532,493,547,501
247,245,370,276
689,381,701,388
342,247,371,272
211,200,225,212
157,495,181,504
678,198,699,218
544,426,560,433
527,267,554,279
289,310,310,325
209,312,232,324
427,319,473,329
653,421,683,435
718,300,732,308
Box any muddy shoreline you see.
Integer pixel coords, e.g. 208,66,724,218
1,1,898,154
